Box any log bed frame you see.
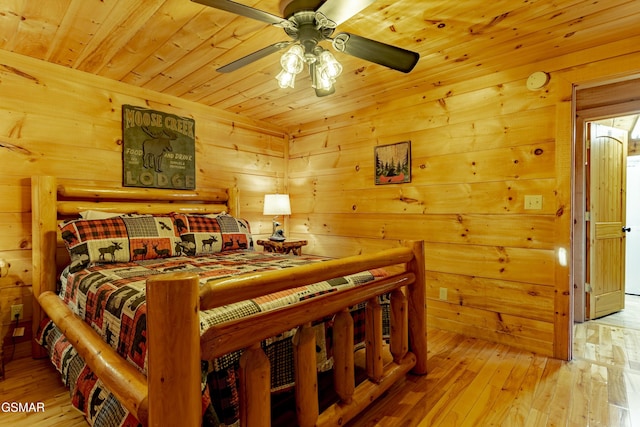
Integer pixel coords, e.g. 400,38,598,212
31,175,427,427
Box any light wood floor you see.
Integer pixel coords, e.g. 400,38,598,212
1,295,639,427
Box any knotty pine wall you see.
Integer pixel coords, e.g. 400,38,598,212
287,36,640,360
0,50,287,355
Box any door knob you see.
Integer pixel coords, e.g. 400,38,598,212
622,226,631,232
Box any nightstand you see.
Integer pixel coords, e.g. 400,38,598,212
257,239,308,256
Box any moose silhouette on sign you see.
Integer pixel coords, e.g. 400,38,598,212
141,126,177,173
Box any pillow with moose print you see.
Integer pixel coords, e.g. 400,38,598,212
174,213,253,256
59,214,182,272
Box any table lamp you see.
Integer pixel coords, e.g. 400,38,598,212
263,194,291,241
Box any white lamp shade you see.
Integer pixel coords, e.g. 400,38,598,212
263,194,291,215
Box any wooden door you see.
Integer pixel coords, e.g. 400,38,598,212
587,123,628,319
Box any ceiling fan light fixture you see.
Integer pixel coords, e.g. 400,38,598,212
317,50,342,80
280,44,305,74
311,61,334,91
276,69,296,88
198,0,420,97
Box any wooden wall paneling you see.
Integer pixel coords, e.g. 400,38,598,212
288,71,556,141
291,213,555,249
425,242,555,286
291,180,557,215
0,212,32,251
425,271,555,323
427,300,554,356
291,234,399,261
290,107,556,159
290,141,555,185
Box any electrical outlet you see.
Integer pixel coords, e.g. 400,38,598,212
524,195,543,210
11,304,23,321
439,287,448,301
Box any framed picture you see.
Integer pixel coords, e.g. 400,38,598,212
374,141,411,185
121,105,196,190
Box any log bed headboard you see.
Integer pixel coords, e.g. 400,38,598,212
30,175,238,356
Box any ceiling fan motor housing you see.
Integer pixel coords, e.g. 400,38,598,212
281,0,326,18
284,11,335,61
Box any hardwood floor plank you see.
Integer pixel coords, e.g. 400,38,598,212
457,345,517,427
503,353,545,425
465,352,532,426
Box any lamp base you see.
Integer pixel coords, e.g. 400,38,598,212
269,219,286,241
269,229,286,241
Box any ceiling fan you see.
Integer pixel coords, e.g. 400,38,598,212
192,0,420,96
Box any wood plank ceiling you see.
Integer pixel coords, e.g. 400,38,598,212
1,0,640,130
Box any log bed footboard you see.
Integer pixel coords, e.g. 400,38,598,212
31,175,427,427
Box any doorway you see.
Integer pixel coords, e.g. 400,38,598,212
573,78,640,324
626,155,640,295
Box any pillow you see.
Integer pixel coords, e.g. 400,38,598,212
59,214,182,272
175,213,253,255
79,210,126,219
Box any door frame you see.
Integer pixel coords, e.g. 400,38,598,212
573,81,640,323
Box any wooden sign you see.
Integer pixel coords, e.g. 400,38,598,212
122,105,196,190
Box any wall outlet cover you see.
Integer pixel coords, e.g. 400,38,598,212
10,304,23,321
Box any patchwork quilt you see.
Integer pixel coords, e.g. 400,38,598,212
37,250,388,427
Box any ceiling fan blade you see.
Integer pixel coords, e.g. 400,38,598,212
217,42,291,73
333,33,419,73
192,0,287,26
316,0,376,27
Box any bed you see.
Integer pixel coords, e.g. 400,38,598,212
31,175,427,427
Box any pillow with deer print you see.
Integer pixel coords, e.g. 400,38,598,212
174,213,253,256
58,214,182,272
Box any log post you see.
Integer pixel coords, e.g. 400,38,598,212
333,309,355,404
239,343,270,427
365,297,383,382
390,288,408,363
294,323,319,427
406,240,427,374
31,175,58,358
147,272,201,427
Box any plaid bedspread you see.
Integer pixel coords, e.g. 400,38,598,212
37,249,388,427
